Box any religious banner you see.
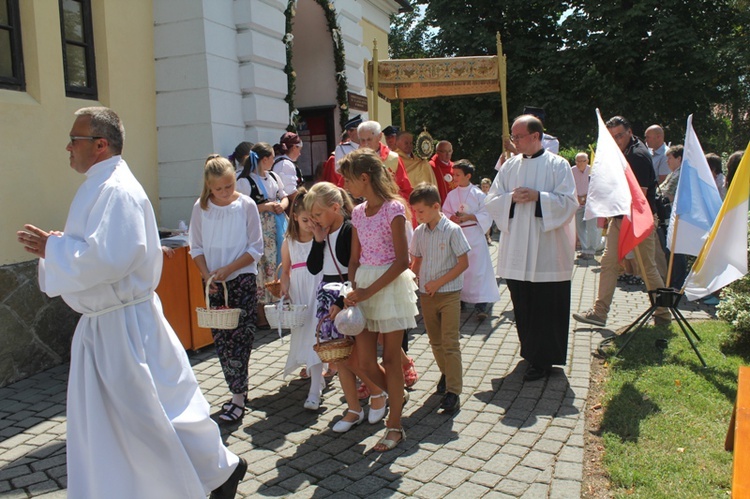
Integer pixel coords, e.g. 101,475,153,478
367,56,502,101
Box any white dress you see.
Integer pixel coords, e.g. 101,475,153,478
283,238,324,378
443,184,501,304
40,157,236,498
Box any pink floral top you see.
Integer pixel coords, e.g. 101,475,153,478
352,199,406,266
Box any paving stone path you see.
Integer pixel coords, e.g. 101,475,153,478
0,246,716,498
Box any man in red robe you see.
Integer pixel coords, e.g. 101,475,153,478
430,140,455,202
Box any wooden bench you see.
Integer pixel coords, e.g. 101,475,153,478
726,366,750,498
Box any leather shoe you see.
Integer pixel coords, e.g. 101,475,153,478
524,365,550,381
332,409,364,432
436,374,446,394
440,392,460,413
368,392,388,424
210,457,247,499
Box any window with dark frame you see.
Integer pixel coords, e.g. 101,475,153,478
59,0,96,99
0,0,25,91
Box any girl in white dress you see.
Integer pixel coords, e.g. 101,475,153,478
280,188,326,410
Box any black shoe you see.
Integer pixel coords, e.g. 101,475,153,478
436,374,446,394
523,365,550,382
440,392,460,412
211,457,247,499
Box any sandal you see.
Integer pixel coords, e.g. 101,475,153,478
357,380,371,401
617,273,632,283
299,368,310,379
627,275,644,285
218,403,246,424
221,395,248,412
374,427,406,452
402,357,418,388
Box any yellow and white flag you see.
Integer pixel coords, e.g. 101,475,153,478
683,141,750,300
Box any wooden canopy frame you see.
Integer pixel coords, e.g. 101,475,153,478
366,33,509,146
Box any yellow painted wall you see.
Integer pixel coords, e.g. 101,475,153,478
360,19,392,129
0,0,157,266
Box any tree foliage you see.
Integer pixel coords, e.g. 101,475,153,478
388,0,750,178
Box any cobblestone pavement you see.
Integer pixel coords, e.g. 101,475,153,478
0,246,716,498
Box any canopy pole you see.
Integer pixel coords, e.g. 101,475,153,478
399,100,406,130
372,39,379,122
497,32,510,155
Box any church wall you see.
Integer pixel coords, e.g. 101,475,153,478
0,0,157,386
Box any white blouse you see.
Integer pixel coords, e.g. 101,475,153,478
189,195,264,280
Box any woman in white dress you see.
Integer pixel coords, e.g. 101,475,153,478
237,142,289,327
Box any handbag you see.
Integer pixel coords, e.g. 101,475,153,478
655,184,672,227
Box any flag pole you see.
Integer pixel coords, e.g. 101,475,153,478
633,245,654,292
666,215,680,288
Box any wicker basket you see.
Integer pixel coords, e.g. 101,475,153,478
196,276,241,330
312,319,354,363
264,264,283,299
265,298,308,330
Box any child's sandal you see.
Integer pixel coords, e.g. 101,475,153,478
374,427,406,452
402,357,418,388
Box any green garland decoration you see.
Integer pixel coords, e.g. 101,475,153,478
284,0,349,132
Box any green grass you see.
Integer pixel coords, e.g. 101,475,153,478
600,320,750,498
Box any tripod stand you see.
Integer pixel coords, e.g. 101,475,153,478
615,288,706,367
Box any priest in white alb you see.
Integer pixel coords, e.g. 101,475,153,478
16,107,246,499
485,115,578,382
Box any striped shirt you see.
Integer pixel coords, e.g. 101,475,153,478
409,214,471,294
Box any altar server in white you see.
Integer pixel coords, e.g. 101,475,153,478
484,114,578,382
442,159,501,319
17,107,246,499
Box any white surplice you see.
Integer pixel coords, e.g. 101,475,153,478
442,184,501,303
39,157,237,499
484,151,578,282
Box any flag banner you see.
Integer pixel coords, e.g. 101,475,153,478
585,109,653,259
683,140,750,300
584,110,630,220
667,114,723,256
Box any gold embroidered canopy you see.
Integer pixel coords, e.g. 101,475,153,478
366,33,509,141
367,55,501,101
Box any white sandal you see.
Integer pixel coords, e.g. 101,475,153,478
375,427,406,452
368,392,388,424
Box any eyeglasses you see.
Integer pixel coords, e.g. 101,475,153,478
510,133,531,142
69,136,102,144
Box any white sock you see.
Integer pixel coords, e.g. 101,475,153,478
308,363,324,400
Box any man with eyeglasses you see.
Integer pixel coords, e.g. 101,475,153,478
17,107,246,498
484,114,578,382
573,115,671,328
